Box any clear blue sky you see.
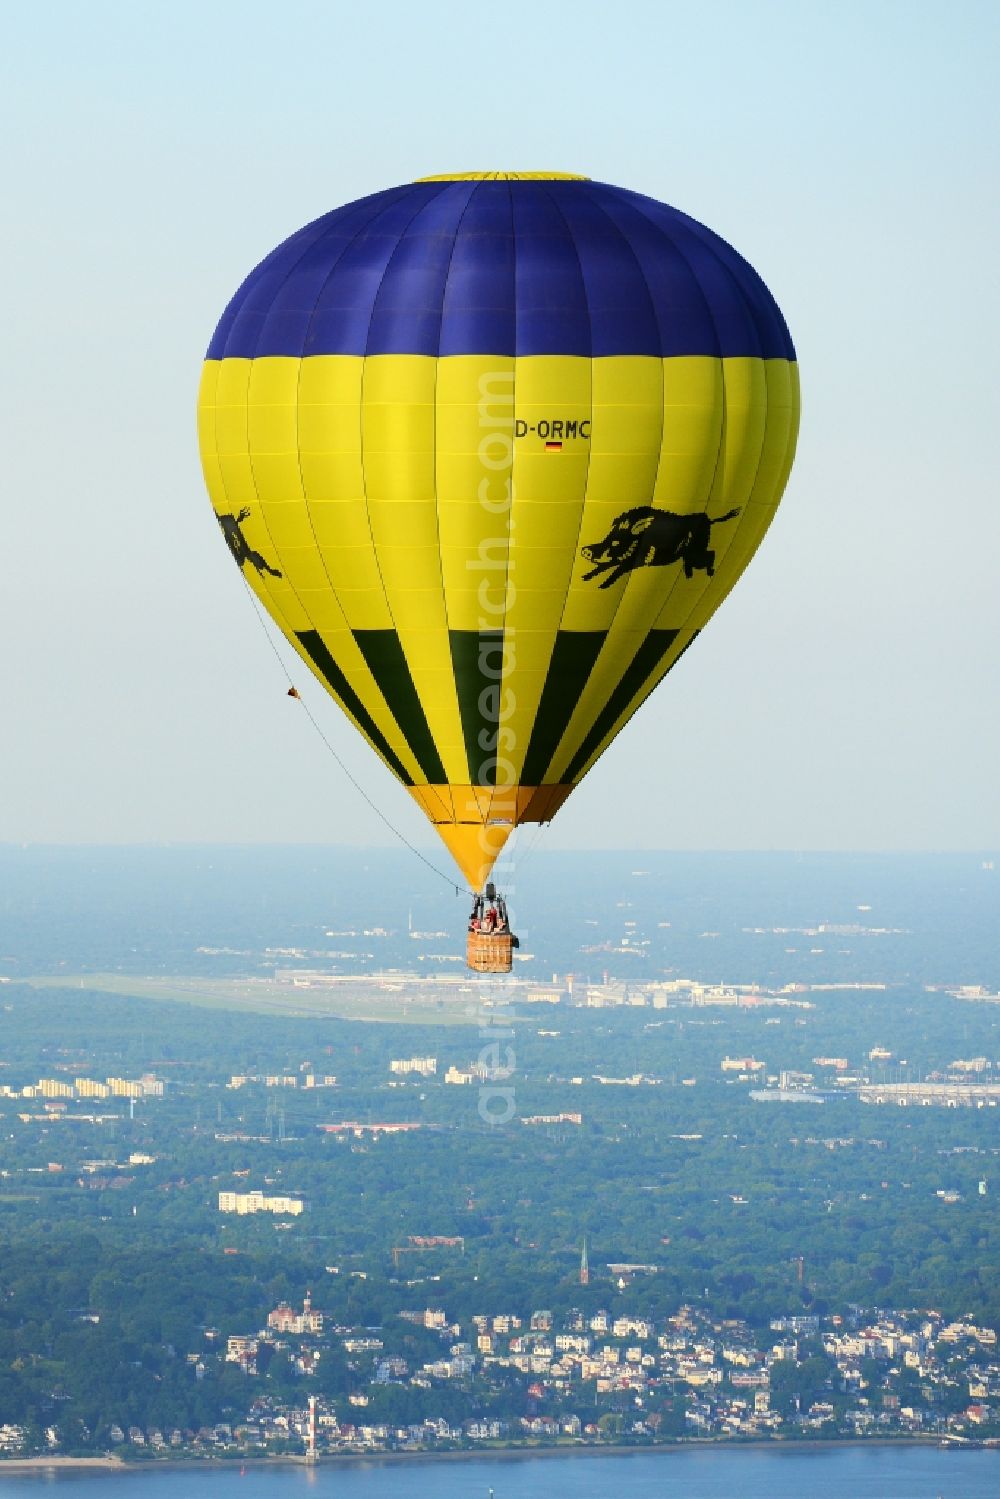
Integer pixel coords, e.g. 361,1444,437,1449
2,0,997,851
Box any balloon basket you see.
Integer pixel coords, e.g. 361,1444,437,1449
467,931,515,974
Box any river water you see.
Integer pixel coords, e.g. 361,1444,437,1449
0,1447,996,1498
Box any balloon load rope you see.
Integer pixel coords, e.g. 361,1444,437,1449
238,576,474,898
513,817,550,872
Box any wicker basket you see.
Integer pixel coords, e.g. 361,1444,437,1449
466,931,514,973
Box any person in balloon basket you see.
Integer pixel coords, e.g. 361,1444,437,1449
469,895,509,935
486,899,510,935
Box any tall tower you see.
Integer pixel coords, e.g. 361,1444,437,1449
580,1238,589,1287
307,1394,317,1462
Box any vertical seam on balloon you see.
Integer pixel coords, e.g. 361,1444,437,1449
229,191,406,363
247,205,425,779
498,176,517,830
242,202,371,605
433,181,480,822
671,205,792,361
610,190,733,647
781,363,801,489
285,191,428,782
213,187,419,358
482,180,518,825
727,355,775,593
533,182,595,788
211,199,362,654
664,206,773,597
215,213,340,361
667,357,792,651
240,191,437,786
294,187,445,779
568,633,688,784
537,186,673,789
236,191,418,778
562,628,680,782
628,192,765,360
547,184,669,782
631,355,790,768
549,188,733,787
212,363,408,772
665,359,770,643
205,365,307,664
354,189,453,784
569,351,783,788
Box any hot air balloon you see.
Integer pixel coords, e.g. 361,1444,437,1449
197,172,799,954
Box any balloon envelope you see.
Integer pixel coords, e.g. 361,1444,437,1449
198,173,799,888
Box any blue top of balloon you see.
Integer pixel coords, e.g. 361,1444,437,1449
207,173,795,364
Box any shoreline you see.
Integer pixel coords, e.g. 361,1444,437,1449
0,1457,127,1471
1,1435,993,1474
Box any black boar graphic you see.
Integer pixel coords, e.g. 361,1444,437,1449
581,506,740,589
216,507,282,579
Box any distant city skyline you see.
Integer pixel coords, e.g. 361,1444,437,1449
2,1,997,850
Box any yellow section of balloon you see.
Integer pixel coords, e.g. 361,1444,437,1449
198,349,798,888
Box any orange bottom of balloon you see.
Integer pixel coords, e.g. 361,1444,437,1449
406,784,574,890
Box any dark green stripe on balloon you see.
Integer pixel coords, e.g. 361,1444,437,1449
563,629,684,783
296,630,414,785
521,632,607,785
449,630,510,787
352,631,447,785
